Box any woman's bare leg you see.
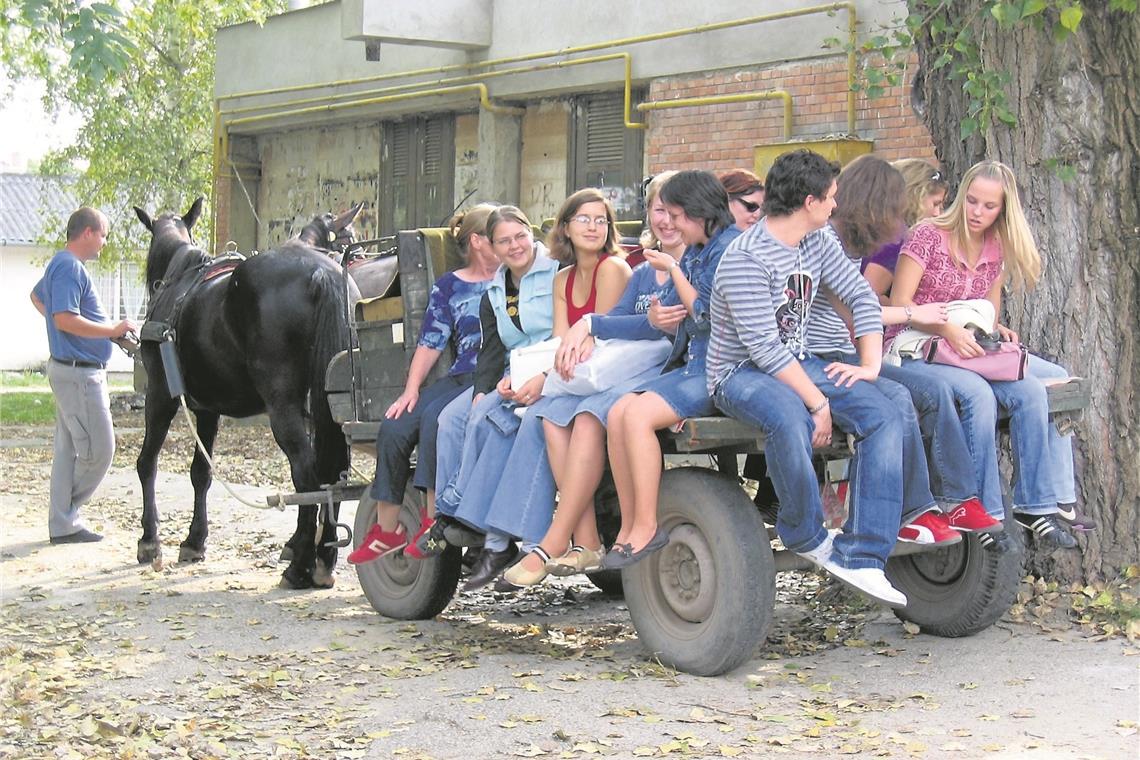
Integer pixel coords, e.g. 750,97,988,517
605,395,638,546
622,392,679,552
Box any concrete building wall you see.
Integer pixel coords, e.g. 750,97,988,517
520,101,571,224
255,122,382,249
454,112,480,208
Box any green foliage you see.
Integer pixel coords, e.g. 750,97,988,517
0,0,286,262
827,1,1135,140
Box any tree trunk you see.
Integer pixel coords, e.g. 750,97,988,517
910,2,1139,581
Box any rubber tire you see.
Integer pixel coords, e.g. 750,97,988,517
353,480,461,620
887,515,1025,637
623,467,774,676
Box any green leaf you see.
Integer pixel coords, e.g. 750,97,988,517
1022,0,1048,16
960,117,979,139
1060,4,1084,30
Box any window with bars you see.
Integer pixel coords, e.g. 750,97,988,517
92,261,147,321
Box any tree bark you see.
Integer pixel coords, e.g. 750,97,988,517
910,2,1140,581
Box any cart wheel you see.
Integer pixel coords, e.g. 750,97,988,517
353,480,461,620
623,467,774,676
888,514,1024,637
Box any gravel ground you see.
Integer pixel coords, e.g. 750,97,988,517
1,409,1136,759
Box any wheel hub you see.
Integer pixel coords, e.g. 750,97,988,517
657,524,715,623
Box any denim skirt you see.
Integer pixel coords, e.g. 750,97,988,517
634,358,715,418
536,365,665,428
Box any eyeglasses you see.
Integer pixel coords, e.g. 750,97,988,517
570,214,610,228
734,198,761,213
493,231,532,248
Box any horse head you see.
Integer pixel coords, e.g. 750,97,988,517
134,197,207,293
296,201,366,256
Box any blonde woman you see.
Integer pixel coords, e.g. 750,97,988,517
885,160,1084,547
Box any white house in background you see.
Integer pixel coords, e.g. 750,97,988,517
0,173,144,372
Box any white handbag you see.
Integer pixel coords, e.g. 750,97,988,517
509,337,561,390
542,338,671,396
885,298,997,365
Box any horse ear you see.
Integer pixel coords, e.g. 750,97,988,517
184,197,205,230
134,206,153,232
334,201,366,231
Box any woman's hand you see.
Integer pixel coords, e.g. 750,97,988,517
513,373,546,406
473,392,485,406
648,296,686,334
642,248,678,273
995,322,1019,343
944,323,985,358
555,320,593,379
824,362,878,388
810,404,833,448
385,388,419,419
910,302,949,326
495,375,514,400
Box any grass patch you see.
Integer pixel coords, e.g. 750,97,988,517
0,392,56,425
1,370,134,390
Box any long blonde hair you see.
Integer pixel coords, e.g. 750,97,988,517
891,158,950,226
931,160,1041,290
639,170,678,250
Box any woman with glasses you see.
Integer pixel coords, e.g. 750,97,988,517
497,172,686,588
720,169,765,231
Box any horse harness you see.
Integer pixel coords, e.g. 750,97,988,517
139,251,246,345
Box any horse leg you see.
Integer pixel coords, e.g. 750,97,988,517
267,408,323,590
179,411,219,562
136,392,178,564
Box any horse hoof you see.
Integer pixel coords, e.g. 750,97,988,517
279,567,313,590
312,559,335,589
178,545,206,563
137,540,162,565
279,545,294,562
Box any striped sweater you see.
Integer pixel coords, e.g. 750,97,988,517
707,218,882,394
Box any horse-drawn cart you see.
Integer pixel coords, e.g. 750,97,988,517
312,226,1090,677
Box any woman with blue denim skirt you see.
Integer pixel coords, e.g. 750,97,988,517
595,171,741,570
497,172,683,588
425,206,557,584
347,204,500,565
885,160,1081,549
807,156,1004,553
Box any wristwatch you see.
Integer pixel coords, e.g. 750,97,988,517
582,313,593,335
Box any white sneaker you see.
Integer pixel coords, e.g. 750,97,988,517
795,530,837,567
822,562,907,608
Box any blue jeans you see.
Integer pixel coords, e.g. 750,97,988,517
483,402,558,545
714,359,903,570
819,352,937,523
434,387,474,496
884,355,1074,516
368,373,472,503
879,363,980,507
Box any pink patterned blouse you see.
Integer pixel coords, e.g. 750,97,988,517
885,221,1004,340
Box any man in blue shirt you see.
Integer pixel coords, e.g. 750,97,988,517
30,207,136,544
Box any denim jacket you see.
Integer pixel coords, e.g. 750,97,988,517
486,253,559,351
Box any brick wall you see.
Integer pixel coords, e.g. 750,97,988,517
644,54,936,175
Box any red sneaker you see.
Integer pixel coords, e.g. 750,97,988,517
944,497,1003,534
403,513,446,560
898,511,962,545
347,522,407,565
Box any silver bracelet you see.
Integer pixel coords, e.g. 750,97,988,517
807,398,829,415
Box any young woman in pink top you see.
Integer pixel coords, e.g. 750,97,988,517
884,160,1083,549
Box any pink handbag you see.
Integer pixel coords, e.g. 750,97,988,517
923,332,1028,381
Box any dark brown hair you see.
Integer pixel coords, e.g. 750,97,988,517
66,207,107,241
831,155,907,257
545,188,621,265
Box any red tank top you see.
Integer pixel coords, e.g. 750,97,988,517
565,253,610,325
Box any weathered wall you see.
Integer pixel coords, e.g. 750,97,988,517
256,122,382,249
520,101,570,224
454,112,480,210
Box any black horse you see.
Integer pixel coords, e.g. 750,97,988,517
133,197,364,589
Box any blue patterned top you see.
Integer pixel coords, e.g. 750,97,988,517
418,272,492,376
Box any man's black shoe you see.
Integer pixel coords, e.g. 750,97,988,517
462,543,519,591
441,517,484,548
49,528,103,544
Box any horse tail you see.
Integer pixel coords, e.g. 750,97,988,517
308,265,351,484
